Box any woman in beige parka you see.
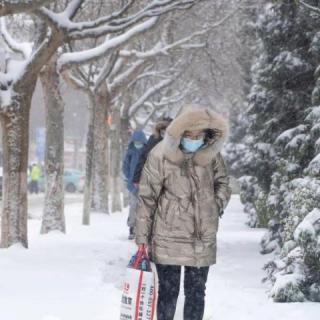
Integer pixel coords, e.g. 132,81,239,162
135,105,232,320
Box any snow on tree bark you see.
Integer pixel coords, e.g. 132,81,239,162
81,89,109,217
0,83,36,248
40,55,65,234
90,90,109,214
82,96,95,225
120,113,131,208
0,20,62,247
110,107,122,213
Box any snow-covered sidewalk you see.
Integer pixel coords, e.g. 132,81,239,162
0,195,319,320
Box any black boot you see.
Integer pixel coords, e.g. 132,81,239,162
128,227,135,240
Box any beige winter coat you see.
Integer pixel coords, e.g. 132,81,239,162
135,106,232,267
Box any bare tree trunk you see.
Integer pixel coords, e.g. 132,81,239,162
82,96,95,225
110,107,122,212
40,56,65,234
72,138,79,169
90,91,109,213
120,115,131,155
120,113,131,208
0,86,35,248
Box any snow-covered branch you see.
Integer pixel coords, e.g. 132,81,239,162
94,52,119,91
17,29,62,86
119,27,206,59
36,0,85,30
0,0,51,16
298,1,320,14
64,0,86,20
57,17,159,70
61,69,89,95
0,18,32,59
129,77,174,117
68,0,135,31
115,6,238,64
135,88,187,129
127,68,167,88
109,59,150,97
209,4,241,29
38,0,201,40
0,17,60,89
109,22,208,95
154,89,188,108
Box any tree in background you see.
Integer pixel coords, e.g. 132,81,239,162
0,0,203,248
238,0,320,302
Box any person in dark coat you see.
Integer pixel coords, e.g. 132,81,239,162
132,117,172,186
122,130,147,239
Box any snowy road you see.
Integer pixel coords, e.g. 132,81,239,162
0,195,319,320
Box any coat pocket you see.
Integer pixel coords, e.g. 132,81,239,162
201,214,219,236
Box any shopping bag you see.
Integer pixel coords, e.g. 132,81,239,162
120,246,156,320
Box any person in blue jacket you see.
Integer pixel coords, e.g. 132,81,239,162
122,129,147,239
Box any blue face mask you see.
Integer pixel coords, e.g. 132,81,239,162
134,142,143,149
181,137,204,153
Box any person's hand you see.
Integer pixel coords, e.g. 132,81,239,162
138,243,148,257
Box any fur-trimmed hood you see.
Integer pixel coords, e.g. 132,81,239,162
162,105,229,166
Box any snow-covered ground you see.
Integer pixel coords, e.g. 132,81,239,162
0,195,319,320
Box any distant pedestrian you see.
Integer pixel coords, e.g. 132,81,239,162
122,130,147,239
132,116,172,187
30,163,41,194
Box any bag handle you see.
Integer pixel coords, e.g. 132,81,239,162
132,244,148,269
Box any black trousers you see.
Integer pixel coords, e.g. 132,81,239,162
29,181,39,194
155,264,209,320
